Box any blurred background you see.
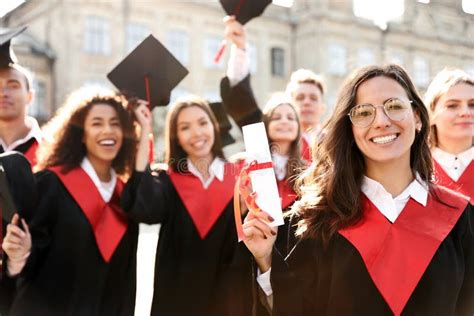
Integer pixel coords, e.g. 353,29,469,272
1,0,473,157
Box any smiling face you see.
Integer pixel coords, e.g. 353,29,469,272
83,103,123,169
0,67,32,122
267,103,299,144
351,76,421,171
432,83,474,148
176,105,215,162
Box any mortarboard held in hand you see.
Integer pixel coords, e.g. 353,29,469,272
107,35,189,162
0,26,27,67
209,102,236,147
214,0,272,63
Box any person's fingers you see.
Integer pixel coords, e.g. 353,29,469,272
242,225,267,240
21,219,30,237
223,15,236,23
11,214,19,226
6,224,26,238
243,218,274,238
4,234,22,245
2,241,21,252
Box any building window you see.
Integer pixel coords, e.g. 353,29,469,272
30,81,45,117
327,43,347,75
204,36,225,69
464,64,474,77
413,57,430,87
271,47,285,77
248,42,258,74
126,23,150,53
84,16,110,55
166,30,190,66
462,0,474,14
356,48,375,67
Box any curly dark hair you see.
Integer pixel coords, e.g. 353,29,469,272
290,64,434,245
36,87,137,178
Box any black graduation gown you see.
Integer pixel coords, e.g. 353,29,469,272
0,138,38,167
121,167,240,316
10,169,138,316
0,152,37,315
271,188,474,316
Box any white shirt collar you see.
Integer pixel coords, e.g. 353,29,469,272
0,116,43,151
186,157,225,189
272,153,288,181
80,157,117,203
361,174,428,223
432,147,473,181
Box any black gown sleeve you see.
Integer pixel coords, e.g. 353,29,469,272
20,170,59,281
120,168,175,224
455,203,474,315
220,74,262,129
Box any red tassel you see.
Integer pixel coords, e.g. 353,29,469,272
213,40,227,64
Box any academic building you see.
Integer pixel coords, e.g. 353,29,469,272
2,0,473,154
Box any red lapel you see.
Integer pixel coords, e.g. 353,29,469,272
168,163,239,239
277,179,297,209
434,159,473,202
300,137,311,162
339,187,468,316
24,140,39,168
50,166,128,262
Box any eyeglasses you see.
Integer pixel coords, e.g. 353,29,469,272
348,98,413,128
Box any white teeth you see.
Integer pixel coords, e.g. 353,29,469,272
193,140,205,147
99,139,116,146
371,134,397,144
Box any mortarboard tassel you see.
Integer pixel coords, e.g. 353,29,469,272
213,0,246,64
144,75,155,163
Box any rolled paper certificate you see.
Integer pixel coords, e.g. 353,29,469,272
242,122,284,226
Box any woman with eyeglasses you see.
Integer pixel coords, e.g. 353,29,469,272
240,65,473,315
424,68,473,201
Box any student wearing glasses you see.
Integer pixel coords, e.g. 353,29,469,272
240,65,473,315
424,68,473,201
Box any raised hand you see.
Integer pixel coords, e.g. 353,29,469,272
223,15,246,50
2,214,31,276
133,101,152,171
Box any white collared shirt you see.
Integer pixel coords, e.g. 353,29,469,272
186,157,225,189
81,157,117,203
0,116,43,151
256,174,429,296
272,153,288,181
432,147,473,182
361,175,428,223
227,44,250,87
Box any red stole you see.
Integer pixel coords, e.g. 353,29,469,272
168,163,239,239
339,187,468,316
434,159,473,202
24,140,39,168
50,166,127,262
300,137,311,162
277,179,297,209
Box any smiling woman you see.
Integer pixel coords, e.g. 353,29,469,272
8,87,141,316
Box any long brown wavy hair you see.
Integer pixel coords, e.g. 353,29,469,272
290,64,433,245
261,93,306,186
35,87,137,178
165,95,225,173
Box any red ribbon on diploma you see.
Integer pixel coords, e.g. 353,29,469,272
234,160,273,241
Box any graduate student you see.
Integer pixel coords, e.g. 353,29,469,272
241,64,474,315
220,16,326,161
8,87,140,316
424,68,473,201
122,95,243,316
0,27,42,167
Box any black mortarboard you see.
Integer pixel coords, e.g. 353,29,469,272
219,0,272,25
209,102,236,147
0,152,36,225
107,35,189,108
0,26,27,67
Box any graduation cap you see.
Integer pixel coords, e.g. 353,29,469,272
209,102,235,147
108,35,189,162
0,26,27,67
107,34,189,108
214,0,272,63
